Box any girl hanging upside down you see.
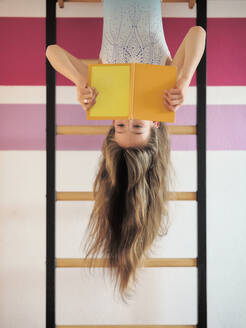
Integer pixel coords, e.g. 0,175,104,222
46,0,206,300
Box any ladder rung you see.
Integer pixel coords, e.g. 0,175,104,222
58,0,196,9
57,125,196,136
57,325,196,328
56,258,197,268
56,192,197,201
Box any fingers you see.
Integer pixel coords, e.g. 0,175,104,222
163,94,181,112
163,93,182,105
83,97,94,110
88,88,98,104
82,86,94,97
164,96,180,112
163,88,184,112
83,98,96,111
164,89,184,99
168,88,183,95
77,85,99,111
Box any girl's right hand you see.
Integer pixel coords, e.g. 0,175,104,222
76,82,99,111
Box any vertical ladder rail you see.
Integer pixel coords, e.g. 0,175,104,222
196,0,207,327
46,0,56,327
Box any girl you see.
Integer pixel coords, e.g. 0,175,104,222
46,0,206,300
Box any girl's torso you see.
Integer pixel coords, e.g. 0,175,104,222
99,0,171,65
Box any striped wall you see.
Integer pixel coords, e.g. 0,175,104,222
0,3,246,151
0,1,246,327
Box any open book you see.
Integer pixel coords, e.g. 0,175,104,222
87,62,177,122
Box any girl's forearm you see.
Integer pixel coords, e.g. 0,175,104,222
46,45,88,85
181,27,206,84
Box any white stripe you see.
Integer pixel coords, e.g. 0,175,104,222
55,150,197,191
0,86,47,104
0,86,245,105
0,0,246,18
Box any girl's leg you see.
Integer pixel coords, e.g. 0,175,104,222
170,26,206,83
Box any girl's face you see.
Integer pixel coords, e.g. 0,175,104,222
113,120,159,148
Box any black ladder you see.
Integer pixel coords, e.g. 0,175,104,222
46,0,207,327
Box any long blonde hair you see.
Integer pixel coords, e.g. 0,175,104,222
82,122,175,301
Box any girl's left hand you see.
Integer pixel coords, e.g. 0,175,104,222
163,77,190,112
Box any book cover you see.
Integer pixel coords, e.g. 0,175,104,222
86,62,177,123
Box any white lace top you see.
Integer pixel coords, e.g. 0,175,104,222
99,0,171,65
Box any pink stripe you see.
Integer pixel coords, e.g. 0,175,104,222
0,18,46,85
207,18,246,85
0,18,246,85
0,104,245,150
207,105,246,150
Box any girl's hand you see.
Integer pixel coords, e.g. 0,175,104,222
163,76,190,112
76,81,99,111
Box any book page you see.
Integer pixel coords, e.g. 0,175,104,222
133,64,177,122
87,64,131,119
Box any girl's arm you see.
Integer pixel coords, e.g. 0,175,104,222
164,26,206,112
173,26,206,85
46,44,89,86
46,44,99,111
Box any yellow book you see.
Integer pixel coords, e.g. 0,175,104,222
87,62,177,123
